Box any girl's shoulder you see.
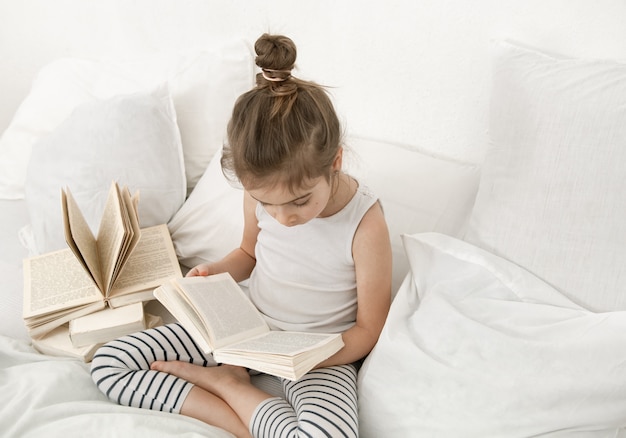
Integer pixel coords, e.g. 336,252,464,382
336,176,378,219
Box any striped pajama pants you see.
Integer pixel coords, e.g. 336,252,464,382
90,323,359,437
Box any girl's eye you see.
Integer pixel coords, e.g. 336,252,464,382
293,199,310,207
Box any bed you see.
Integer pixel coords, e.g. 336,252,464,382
1,36,625,437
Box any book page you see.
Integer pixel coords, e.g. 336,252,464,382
62,188,104,292
108,224,182,297
23,249,103,319
221,331,341,356
119,187,141,265
109,186,140,288
96,182,127,294
153,283,215,353
176,274,269,350
26,301,107,340
109,186,132,286
213,331,344,380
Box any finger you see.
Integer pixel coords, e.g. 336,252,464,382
186,267,203,277
197,267,210,276
186,266,209,277
185,268,197,277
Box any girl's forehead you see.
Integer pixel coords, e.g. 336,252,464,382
246,176,325,204
244,173,322,192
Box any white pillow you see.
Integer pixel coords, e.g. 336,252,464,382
24,86,185,255
358,232,626,437
465,40,626,311
0,39,254,199
345,137,480,292
168,137,480,288
168,148,245,269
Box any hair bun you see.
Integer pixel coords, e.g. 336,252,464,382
255,34,297,83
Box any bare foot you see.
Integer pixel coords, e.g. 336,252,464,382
151,361,250,395
152,361,272,427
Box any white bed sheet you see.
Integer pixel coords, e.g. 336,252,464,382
0,199,30,341
0,336,233,437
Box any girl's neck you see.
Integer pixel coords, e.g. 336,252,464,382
319,172,357,218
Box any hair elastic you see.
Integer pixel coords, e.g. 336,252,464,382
261,68,291,82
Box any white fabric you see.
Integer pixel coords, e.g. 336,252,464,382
465,40,626,311
23,86,186,255
168,148,245,268
0,336,232,438
249,184,378,333
358,232,626,437
0,199,30,340
0,40,254,199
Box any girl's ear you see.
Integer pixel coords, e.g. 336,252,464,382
331,147,344,172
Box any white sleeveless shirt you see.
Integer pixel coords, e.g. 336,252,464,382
248,183,378,333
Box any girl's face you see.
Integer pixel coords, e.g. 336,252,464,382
247,176,333,227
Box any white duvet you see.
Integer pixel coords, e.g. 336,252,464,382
359,233,626,437
0,336,233,438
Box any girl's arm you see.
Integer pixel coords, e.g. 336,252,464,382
316,201,392,367
186,191,260,283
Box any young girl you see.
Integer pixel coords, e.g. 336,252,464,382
91,33,392,438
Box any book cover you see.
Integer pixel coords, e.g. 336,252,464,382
69,301,146,348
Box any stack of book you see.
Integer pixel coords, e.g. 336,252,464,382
32,303,164,362
23,182,182,361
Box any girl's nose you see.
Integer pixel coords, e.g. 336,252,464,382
273,206,297,227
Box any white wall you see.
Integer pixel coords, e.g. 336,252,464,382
1,0,625,162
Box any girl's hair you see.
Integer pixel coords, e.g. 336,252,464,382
222,33,341,192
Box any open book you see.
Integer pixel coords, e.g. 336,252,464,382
23,182,182,339
153,273,344,381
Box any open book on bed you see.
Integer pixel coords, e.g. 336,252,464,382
23,182,182,339
153,273,344,381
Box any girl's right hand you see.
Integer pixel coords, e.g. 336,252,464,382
186,264,211,277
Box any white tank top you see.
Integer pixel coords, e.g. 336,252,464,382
248,183,378,333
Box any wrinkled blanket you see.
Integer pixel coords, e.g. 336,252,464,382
359,233,626,437
0,336,233,438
